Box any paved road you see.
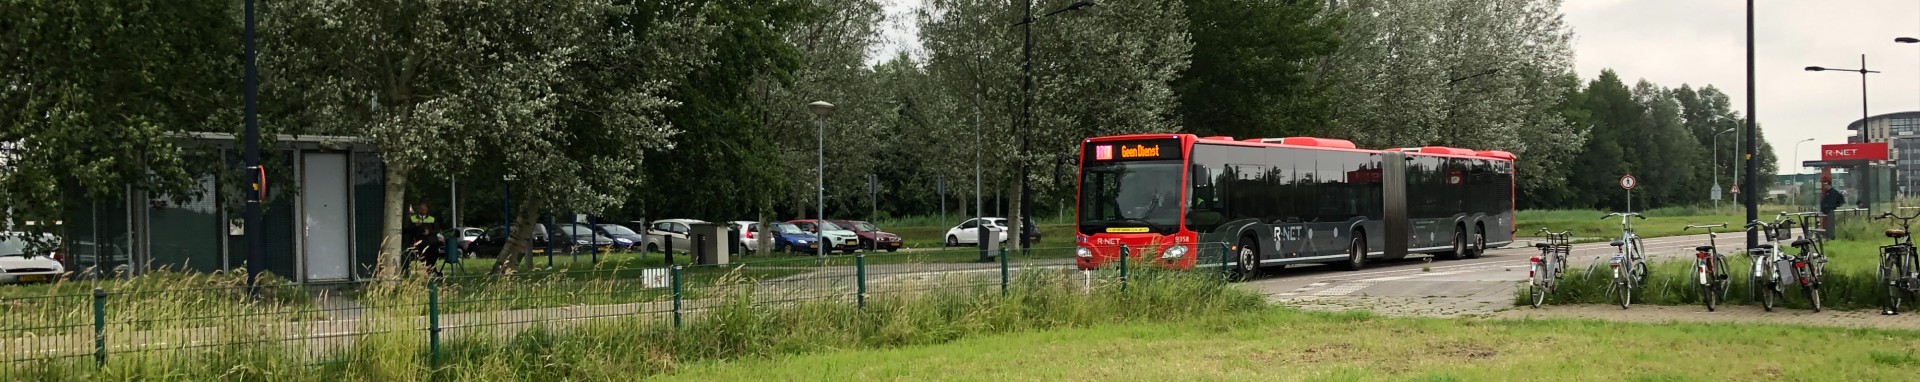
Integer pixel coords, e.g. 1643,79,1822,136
1239,233,1724,317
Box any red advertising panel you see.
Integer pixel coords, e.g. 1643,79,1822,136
1821,142,1888,161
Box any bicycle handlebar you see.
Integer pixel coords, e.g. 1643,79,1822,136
1601,213,1647,220
1684,224,1727,229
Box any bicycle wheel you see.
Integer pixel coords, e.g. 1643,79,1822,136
1617,263,1635,310
1885,254,1906,313
1530,262,1548,308
1697,259,1716,312
1801,264,1822,313
1755,271,1777,312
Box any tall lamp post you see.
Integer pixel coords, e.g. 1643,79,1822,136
808,101,836,260
1893,37,1920,198
1806,55,1880,212
1712,127,1735,209
1792,137,1816,209
1743,0,1757,249
1015,0,1094,256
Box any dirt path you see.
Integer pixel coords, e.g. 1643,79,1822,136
1485,304,1920,330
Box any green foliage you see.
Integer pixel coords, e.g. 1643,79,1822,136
1176,0,1342,139
0,0,240,225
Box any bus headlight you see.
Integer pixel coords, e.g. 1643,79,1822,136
1076,247,1093,258
1161,245,1188,260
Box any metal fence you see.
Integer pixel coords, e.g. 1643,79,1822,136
0,242,1232,377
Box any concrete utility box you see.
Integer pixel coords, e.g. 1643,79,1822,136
688,223,730,265
981,229,1001,255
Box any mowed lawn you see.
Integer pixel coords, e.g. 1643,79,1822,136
655,309,1920,381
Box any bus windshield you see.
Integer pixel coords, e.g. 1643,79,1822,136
1079,160,1183,235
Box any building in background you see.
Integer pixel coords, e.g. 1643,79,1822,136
1849,111,1920,198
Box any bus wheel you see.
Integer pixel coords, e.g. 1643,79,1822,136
1234,237,1261,281
1336,233,1367,271
1465,226,1486,259
1438,228,1467,260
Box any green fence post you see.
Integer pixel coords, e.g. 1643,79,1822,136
856,253,867,309
91,288,105,368
999,246,1010,297
1119,245,1130,292
671,265,684,329
428,278,442,370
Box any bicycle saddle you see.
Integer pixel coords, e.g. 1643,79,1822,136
1754,243,1775,250
1534,243,1552,249
1791,238,1812,248
1609,240,1625,247
1888,229,1909,239
1695,246,1715,252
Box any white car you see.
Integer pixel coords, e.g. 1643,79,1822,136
644,218,709,253
0,232,65,284
790,220,861,254
944,218,1010,247
728,221,762,251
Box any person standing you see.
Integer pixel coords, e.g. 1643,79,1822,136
407,203,445,275
1818,177,1845,239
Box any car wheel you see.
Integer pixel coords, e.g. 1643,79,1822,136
646,243,659,254
1335,233,1367,271
1465,226,1487,259
1233,236,1261,281
777,243,791,253
1437,228,1466,260
947,235,959,247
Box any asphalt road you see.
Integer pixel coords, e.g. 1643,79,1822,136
1240,233,1724,317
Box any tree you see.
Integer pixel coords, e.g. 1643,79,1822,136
1176,0,1342,139
263,0,714,275
1,0,239,229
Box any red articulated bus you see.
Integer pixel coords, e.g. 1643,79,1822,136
1073,134,1515,276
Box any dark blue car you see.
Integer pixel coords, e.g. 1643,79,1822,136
733,221,821,253
594,224,648,251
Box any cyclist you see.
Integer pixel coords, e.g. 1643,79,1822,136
406,203,445,275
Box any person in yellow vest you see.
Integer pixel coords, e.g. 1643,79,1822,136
407,203,445,275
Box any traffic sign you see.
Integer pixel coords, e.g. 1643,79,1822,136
1619,175,1637,190
1711,184,1722,201
1731,185,1741,194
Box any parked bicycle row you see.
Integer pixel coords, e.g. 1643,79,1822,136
1528,209,1920,316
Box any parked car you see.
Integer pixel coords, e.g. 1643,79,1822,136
985,217,1042,243
0,232,65,284
789,219,861,254
730,221,821,254
438,227,484,252
645,219,708,253
593,224,647,251
548,223,618,253
828,220,903,252
943,218,1010,247
467,225,555,258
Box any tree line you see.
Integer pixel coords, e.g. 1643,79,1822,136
0,0,1777,271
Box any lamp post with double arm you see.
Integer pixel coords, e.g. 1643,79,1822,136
1014,0,1094,256
1806,54,1880,212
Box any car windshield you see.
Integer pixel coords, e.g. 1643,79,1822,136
855,222,879,232
814,221,845,231
561,225,594,236
600,225,637,235
0,238,26,257
1079,160,1184,235
773,223,806,235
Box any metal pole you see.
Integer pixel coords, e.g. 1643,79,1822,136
243,0,263,288
976,93,987,262
818,116,826,261
1862,54,1873,212
1713,131,1722,210
1744,0,1759,250
1019,0,1035,259
451,179,458,229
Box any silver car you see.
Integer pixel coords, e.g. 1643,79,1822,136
645,219,708,253
0,232,65,284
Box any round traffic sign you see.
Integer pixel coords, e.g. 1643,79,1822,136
1620,175,1637,190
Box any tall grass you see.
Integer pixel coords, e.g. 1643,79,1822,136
15,265,1260,381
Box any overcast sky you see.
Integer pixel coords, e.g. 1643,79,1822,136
874,1,1920,175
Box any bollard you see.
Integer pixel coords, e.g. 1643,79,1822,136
999,246,1010,297
428,279,442,369
92,288,106,367
671,265,684,329
856,254,868,309
1119,244,1130,292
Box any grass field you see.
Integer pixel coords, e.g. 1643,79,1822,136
1514,205,1804,240
659,308,1920,381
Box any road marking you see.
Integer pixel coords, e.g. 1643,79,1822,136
1313,281,1375,296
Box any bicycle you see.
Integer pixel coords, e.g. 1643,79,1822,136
1783,212,1829,312
1744,216,1792,311
1603,212,1648,309
1684,223,1731,312
1874,207,1920,315
1528,228,1573,308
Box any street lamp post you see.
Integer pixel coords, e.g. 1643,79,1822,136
1807,54,1880,212
808,101,836,260
1793,138,1816,209
1016,0,1094,256
1712,127,1735,209
1893,37,1920,198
